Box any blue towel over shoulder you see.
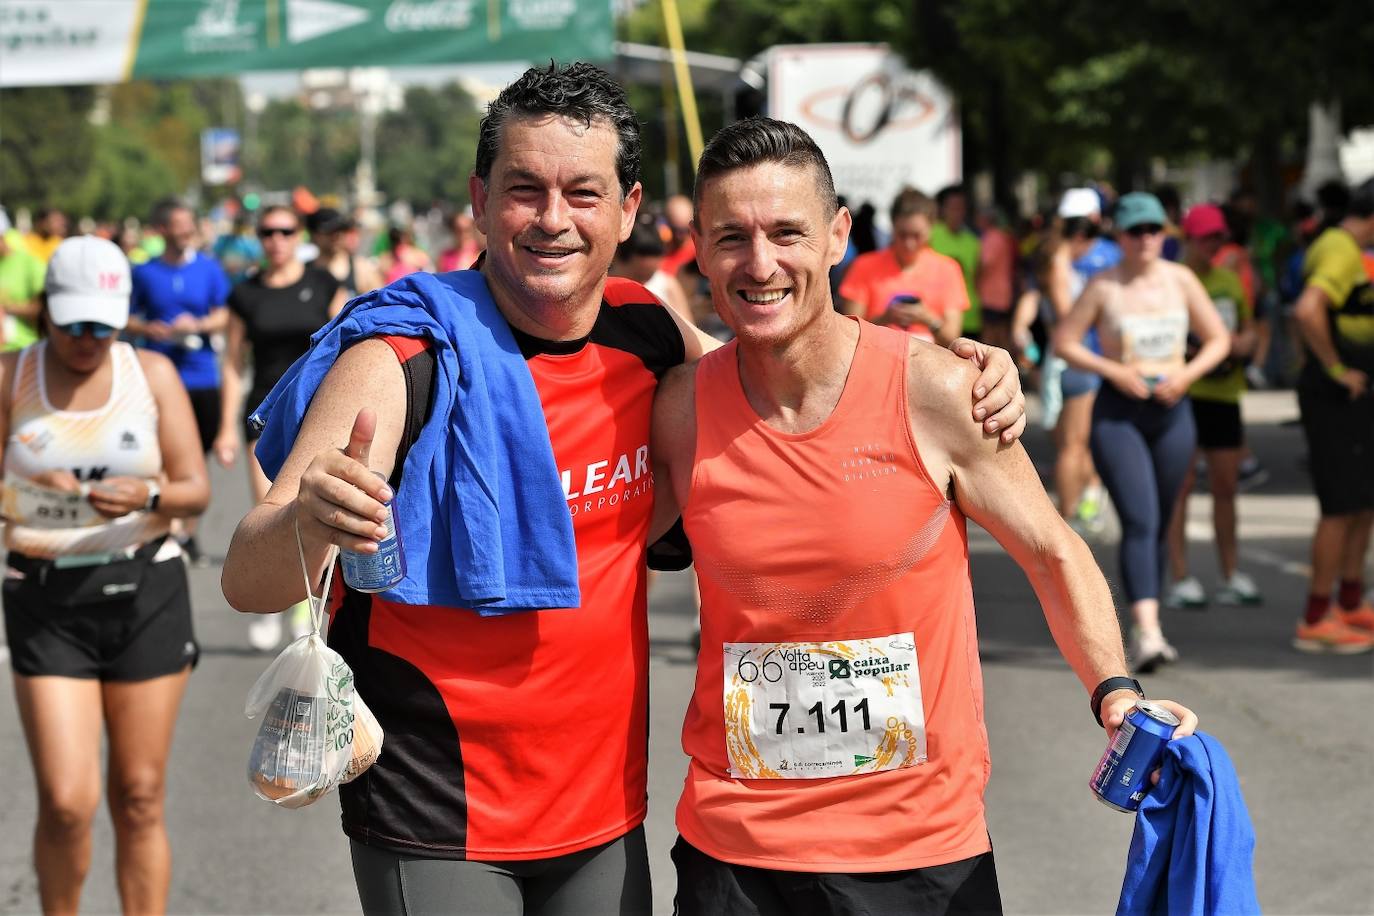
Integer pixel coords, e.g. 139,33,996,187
251,270,580,614
1117,732,1260,916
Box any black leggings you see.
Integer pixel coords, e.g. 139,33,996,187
349,826,651,916
1090,385,1197,603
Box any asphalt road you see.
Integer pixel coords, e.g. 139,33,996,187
0,391,1370,915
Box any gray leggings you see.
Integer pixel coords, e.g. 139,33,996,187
349,826,652,916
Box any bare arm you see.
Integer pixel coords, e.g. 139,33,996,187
328,286,349,319
1294,284,1368,398
214,312,248,467
665,300,723,361
222,339,406,612
909,348,1196,734
649,362,698,542
142,352,211,517
198,305,230,335
1174,266,1231,386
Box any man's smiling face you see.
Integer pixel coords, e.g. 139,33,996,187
693,160,850,347
472,114,640,329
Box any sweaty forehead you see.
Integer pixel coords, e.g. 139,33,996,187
494,114,619,177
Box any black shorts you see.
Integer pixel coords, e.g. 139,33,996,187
1191,398,1244,451
3,553,198,681
671,836,1003,916
1298,384,1374,516
187,386,221,454
980,309,1012,329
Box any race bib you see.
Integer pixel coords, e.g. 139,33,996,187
722,633,926,780
1,474,100,529
1212,297,1239,333
1120,312,1187,364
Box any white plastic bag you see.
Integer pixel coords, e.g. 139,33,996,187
244,525,384,808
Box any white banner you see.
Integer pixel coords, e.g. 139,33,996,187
768,44,961,220
0,0,143,87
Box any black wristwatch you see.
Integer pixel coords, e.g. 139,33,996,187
1091,676,1144,727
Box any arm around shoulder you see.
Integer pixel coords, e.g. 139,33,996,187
650,361,698,537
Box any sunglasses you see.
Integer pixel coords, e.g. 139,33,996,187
1125,224,1165,238
56,321,118,340
257,226,298,239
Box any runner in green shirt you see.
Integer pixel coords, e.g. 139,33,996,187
0,229,45,350
930,185,982,336
1166,204,1262,610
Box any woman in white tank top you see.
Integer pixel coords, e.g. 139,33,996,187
0,237,210,915
1052,194,1229,674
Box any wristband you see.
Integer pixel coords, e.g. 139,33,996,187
1326,362,1349,382
1090,676,1144,727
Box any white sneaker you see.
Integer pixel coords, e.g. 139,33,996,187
1131,628,1179,674
1215,571,1262,606
247,613,283,653
1165,576,1207,609
288,601,315,641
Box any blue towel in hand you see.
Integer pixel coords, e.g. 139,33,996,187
251,270,580,614
1116,732,1260,916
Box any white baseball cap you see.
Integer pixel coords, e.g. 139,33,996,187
45,236,131,329
1058,187,1102,219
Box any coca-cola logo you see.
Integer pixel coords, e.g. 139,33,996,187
385,0,474,32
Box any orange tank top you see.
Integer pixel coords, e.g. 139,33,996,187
677,320,992,872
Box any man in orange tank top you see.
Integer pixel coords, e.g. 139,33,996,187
652,119,1200,915
222,65,1032,913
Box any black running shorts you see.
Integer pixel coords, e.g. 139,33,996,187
671,835,1004,916
1191,398,1244,451
1298,384,1374,517
3,554,198,681
186,386,222,455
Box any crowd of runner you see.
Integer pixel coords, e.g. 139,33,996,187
0,58,1369,914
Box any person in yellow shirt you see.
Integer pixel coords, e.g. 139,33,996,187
23,209,67,265
1291,178,1374,653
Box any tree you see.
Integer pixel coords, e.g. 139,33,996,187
375,83,482,209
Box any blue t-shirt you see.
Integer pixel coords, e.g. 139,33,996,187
131,253,230,390
1074,237,1122,278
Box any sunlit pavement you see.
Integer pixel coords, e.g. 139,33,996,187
0,390,1368,914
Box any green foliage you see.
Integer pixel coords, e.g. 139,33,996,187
248,99,360,194
0,87,98,216
375,83,482,208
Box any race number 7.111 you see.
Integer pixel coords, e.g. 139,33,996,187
770,699,872,735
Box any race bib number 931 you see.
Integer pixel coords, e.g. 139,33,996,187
723,633,927,779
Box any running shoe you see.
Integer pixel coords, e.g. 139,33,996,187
1215,571,1263,606
1337,603,1374,633
1292,615,1374,654
1130,628,1179,673
288,600,314,641
1237,457,1269,493
1245,364,1268,390
1075,489,1107,536
247,613,283,653
1165,576,1207,609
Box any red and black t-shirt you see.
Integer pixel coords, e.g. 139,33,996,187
327,277,685,860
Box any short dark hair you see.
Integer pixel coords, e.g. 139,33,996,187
935,184,966,208
257,205,299,228
890,187,936,224
617,217,665,261
1349,178,1374,220
475,61,641,198
149,197,192,228
693,117,837,220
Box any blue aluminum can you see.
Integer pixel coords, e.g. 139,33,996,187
340,474,406,593
1089,700,1180,812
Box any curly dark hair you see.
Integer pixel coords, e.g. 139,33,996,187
474,61,641,197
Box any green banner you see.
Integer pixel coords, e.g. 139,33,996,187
0,0,612,86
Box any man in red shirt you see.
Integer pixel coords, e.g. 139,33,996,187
839,188,968,346
222,67,1028,913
